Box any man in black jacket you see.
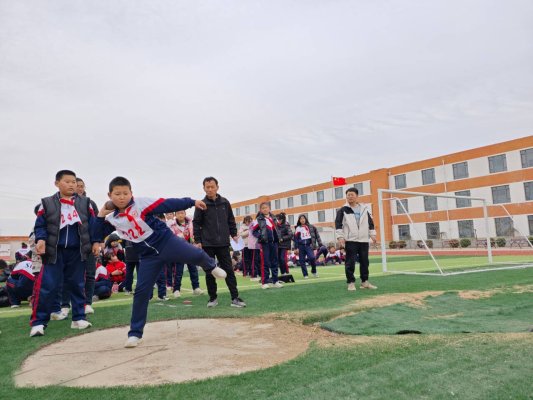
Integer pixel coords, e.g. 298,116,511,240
193,177,246,308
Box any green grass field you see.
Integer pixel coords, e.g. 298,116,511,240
1,255,532,400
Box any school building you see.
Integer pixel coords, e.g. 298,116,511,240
232,136,533,246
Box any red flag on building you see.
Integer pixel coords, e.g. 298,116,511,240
332,177,346,186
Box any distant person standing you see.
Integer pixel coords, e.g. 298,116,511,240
193,177,246,308
335,187,378,291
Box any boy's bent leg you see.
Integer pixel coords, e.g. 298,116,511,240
161,236,216,271
129,257,165,338
63,249,87,322
30,253,65,327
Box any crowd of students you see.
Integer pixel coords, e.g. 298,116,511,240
1,170,377,347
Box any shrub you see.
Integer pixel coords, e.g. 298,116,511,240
460,238,471,248
426,239,433,249
389,241,397,249
529,236,533,244
397,240,407,249
448,239,460,248
496,237,506,248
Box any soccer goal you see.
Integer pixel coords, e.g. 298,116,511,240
377,189,533,276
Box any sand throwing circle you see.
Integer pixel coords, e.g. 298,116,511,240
15,318,313,388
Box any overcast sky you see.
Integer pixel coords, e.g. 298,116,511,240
1,0,533,235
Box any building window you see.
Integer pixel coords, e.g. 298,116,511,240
287,197,294,208
455,190,472,208
254,204,258,213
316,191,324,203
394,174,407,189
521,148,533,168
525,182,533,201
491,185,511,204
458,220,475,238
452,162,469,179
488,154,507,173
235,207,240,217
274,199,280,209
495,217,513,236
398,225,410,240
396,199,408,214
529,215,533,235
317,210,326,222
426,222,440,239
354,183,364,195
244,205,250,215
421,168,436,185
301,194,308,205
288,215,295,225
334,187,344,200
424,196,438,211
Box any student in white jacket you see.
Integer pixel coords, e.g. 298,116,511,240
335,187,378,291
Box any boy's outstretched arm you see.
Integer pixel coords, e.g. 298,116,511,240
138,197,206,217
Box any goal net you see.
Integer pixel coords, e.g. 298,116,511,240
377,189,533,276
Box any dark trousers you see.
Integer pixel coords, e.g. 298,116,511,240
124,261,139,292
260,242,279,284
6,279,33,306
174,262,200,291
242,248,261,277
165,264,174,287
155,270,167,298
345,241,369,283
59,253,97,308
277,248,289,274
298,244,316,276
203,246,239,301
31,248,86,327
129,236,216,338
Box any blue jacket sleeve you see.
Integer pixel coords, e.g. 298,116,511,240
92,217,115,243
34,209,47,242
151,198,196,214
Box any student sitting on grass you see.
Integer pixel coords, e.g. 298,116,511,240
93,264,113,301
6,260,35,308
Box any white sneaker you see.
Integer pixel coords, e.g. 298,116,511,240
193,288,204,295
173,290,181,298
348,283,356,291
124,290,132,295
312,273,319,278
273,281,284,288
211,267,227,279
10,304,20,308
61,307,70,316
124,336,142,348
360,281,378,290
50,311,67,321
71,320,92,330
261,284,270,289
30,325,45,337
250,277,260,282
85,304,95,314
304,276,309,280
166,286,172,292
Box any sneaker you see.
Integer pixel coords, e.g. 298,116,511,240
348,283,356,291
231,297,247,308
207,298,218,308
261,284,270,289
124,290,132,295
312,273,319,278
158,296,169,301
193,287,204,295
360,281,378,289
303,276,309,280
272,281,284,288
124,336,143,348
250,277,260,282
10,304,20,308
92,295,99,303
50,311,67,321
166,286,172,292
85,304,95,314
211,267,227,279
61,307,70,316
30,325,45,337
71,320,92,330
173,290,181,298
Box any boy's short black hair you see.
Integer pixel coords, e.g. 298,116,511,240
55,170,76,181
109,176,131,193
76,177,84,183
202,176,218,186
346,187,359,195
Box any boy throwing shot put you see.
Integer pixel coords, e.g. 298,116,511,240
94,176,226,348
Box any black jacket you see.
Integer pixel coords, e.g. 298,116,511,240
253,213,281,244
277,221,294,249
193,194,237,247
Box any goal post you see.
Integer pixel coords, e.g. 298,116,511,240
377,189,532,276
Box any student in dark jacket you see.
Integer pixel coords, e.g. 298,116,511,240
294,214,323,278
193,177,246,308
276,212,293,275
251,203,283,289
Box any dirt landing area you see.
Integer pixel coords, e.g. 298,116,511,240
15,318,314,388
